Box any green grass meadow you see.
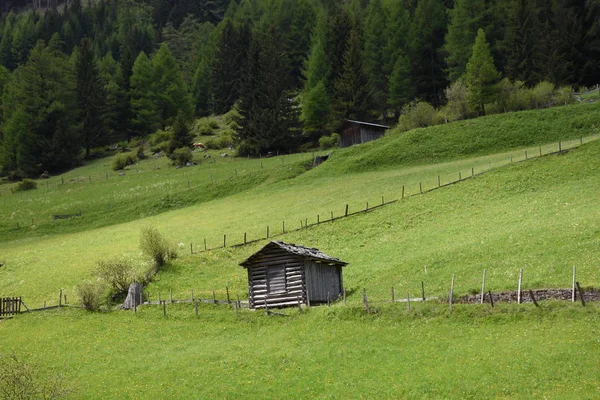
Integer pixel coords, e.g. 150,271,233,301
1,103,600,398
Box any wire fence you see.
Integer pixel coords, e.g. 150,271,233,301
189,134,599,254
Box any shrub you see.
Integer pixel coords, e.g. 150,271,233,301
136,146,147,160
171,147,192,166
554,85,574,106
0,354,73,399
94,255,137,296
319,133,340,149
397,100,436,132
140,227,169,268
76,280,106,311
112,153,136,171
14,179,37,192
444,80,469,121
149,129,171,146
531,81,555,108
205,133,234,150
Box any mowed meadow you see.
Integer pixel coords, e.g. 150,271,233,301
1,103,600,398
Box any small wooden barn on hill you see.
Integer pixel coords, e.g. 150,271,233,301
339,120,389,148
239,241,348,309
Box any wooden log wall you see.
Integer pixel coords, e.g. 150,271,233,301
304,262,342,303
247,248,307,309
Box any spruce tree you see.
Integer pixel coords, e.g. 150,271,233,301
129,51,159,135
75,37,108,158
151,43,193,126
412,0,448,107
168,110,193,153
464,29,500,115
387,50,412,115
363,0,388,115
334,25,372,121
503,0,542,85
443,0,486,82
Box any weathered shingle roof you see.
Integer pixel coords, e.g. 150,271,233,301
239,241,348,267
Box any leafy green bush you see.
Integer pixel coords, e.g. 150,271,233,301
397,101,436,132
531,81,555,109
14,179,37,192
149,129,171,146
0,353,73,399
112,153,136,171
171,147,192,166
76,280,107,311
319,133,340,149
554,85,574,106
136,146,147,160
94,255,138,296
205,132,234,150
140,227,169,269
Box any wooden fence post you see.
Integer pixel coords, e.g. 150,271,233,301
576,282,585,306
59,289,62,307
459,172,462,180
529,290,539,307
226,287,230,304
449,275,455,311
195,301,199,316
438,175,441,187
421,281,425,301
204,239,207,251
407,292,410,311
212,291,216,304
402,185,405,199
572,266,576,302
244,232,247,245
223,234,226,248
190,242,193,254
480,269,486,304
419,182,422,194
488,291,494,308
362,288,370,313
391,287,395,303
343,288,346,306
517,268,523,304
170,289,173,304
282,221,285,233
163,300,167,316
191,290,194,301
267,226,270,238
345,204,349,216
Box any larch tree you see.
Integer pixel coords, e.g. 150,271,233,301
464,29,500,115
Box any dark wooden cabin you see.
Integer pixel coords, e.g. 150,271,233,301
339,120,389,148
239,241,348,309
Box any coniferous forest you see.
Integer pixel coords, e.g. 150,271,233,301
0,0,598,177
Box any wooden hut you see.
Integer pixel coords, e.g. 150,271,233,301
239,241,348,309
339,120,389,148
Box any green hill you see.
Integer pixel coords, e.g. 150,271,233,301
1,104,600,398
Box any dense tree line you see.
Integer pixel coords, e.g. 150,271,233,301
0,0,598,177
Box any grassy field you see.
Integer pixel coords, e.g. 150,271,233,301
1,103,600,398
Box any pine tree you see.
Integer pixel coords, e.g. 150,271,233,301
151,42,193,126
443,0,486,82
387,50,412,115
334,25,372,121
301,80,331,135
76,37,108,158
363,0,388,115
412,0,448,107
129,51,159,135
235,26,300,156
168,110,193,153
464,29,500,115
503,0,542,85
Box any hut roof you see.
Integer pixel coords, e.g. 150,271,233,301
239,241,348,268
342,119,390,129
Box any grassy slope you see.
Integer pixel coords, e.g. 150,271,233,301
1,104,600,398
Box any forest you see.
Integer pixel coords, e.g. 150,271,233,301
0,0,598,178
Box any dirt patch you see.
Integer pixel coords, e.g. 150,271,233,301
457,288,600,304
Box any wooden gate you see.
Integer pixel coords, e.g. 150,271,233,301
0,297,21,317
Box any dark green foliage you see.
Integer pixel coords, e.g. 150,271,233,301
235,26,300,156
412,0,448,107
503,0,542,85
76,38,108,158
168,111,193,154
464,29,501,115
171,147,193,166
140,226,169,268
334,25,372,121
129,51,159,135
112,153,136,170
14,178,37,192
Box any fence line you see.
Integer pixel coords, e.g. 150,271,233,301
191,135,598,254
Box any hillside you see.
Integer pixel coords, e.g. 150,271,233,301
1,131,600,398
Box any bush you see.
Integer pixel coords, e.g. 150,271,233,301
205,132,234,150
140,227,169,269
14,179,37,192
136,146,147,160
171,147,192,166
94,255,137,296
554,85,574,106
444,80,469,121
319,133,340,149
149,129,171,146
397,101,436,132
0,354,73,399
76,280,106,311
531,81,555,108
112,153,136,171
